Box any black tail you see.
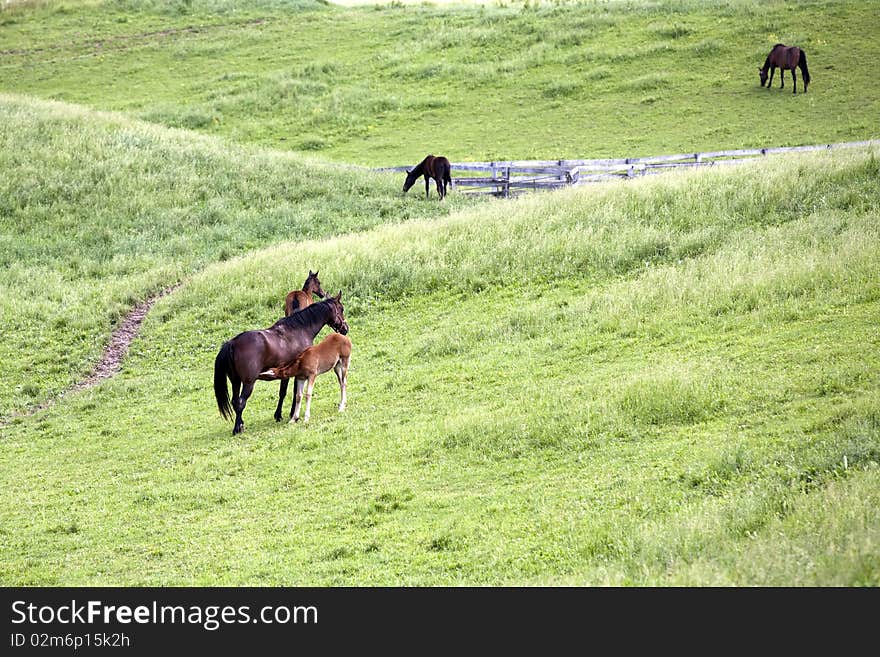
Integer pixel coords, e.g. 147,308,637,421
444,161,452,188
214,341,234,421
798,49,811,88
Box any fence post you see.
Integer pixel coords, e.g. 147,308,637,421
504,167,511,198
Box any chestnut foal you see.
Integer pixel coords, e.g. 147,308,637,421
258,332,351,423
284,270,326,316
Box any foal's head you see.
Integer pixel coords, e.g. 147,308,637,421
326,292,349,335
758,66,769,87
304,270,326,298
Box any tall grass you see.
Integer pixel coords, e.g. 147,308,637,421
2,0,878,163
187,146,880,311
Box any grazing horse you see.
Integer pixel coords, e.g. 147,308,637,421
214,294,349,435
284,270,326,316
759,43,810,94
403,154,452,200
258,333,351,423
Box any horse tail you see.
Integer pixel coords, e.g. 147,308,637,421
214,341,235,421
443,159,452,187
798,49,811,85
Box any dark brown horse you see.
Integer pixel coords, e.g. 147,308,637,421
284,270,326,316
403,154,452,200
214,293,349,435
759,43,810,94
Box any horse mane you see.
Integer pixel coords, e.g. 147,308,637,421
410,154,434,174
275,297,332,328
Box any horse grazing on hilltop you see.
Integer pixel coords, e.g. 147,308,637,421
284,270,326,317
403,154,452,200
759,43,810,94
214,294,349,435
258,332,351,423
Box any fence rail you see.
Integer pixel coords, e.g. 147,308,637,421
377,140,879,197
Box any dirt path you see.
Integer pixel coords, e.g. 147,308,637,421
68,284,180,394
3,284,180,424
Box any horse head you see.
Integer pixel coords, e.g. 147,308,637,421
758,66,768,87
327,291,349,335
305,269,326,298
402,169,418,194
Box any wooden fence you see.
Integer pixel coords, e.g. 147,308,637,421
379,139,879,197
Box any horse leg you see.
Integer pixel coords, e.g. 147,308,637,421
233,380,254,435
303,375,317,423
230,377,241,421
437,177,445,200
768,66,775,89
291,378,305,423
334,360,347,411
274,378,289,421
791,68,797,94
425,176,431,200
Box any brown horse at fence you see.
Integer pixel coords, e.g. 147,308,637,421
284,270,327,316
759,43,810,94
403,154,452,200
258,332,351,423
214,294,349,435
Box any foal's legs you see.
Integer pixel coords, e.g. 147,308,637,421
791,68,797,94
291,378,305,423
768,66,776,88
303,375,317,423
274,378,289,421
334,358,348,412
233,380,254,435
425,176,431,200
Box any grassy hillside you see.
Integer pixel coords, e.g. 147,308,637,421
1,0,878,588
2,143,878,585
0,94,479,416
2,0,879,164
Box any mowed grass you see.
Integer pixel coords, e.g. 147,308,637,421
0,93,480,415
2,0,879,164
2,143,878,585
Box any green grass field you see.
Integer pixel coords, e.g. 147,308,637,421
1,0,879,585
3,0,878,164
